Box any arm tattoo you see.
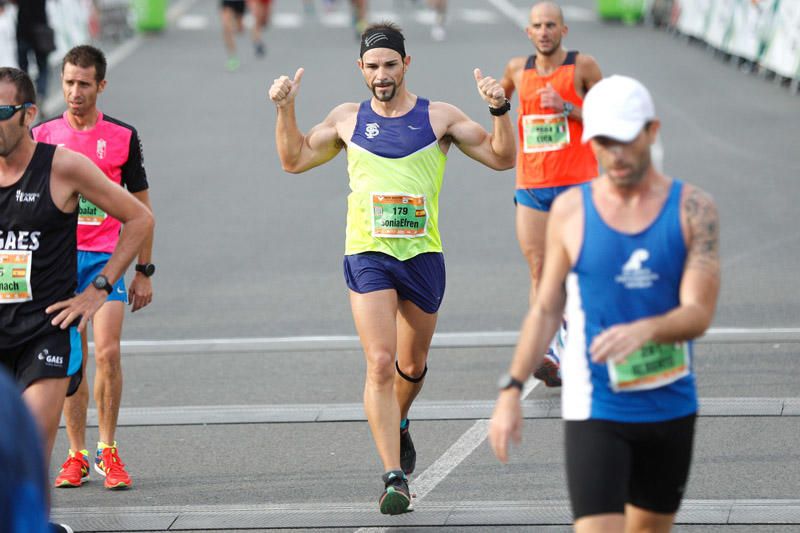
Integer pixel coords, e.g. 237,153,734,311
683,187,720,276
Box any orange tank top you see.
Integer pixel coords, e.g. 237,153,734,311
515,51,598,189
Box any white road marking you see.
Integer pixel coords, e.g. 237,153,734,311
175,14,208,31
486,0,529,29
273,12,303,28
460,8,500,24
319,11,350,28
101,328,800,354
411,379,539,501
486,0,595,28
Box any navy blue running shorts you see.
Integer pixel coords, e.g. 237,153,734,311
343,252,445,314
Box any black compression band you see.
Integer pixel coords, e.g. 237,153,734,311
396,361,427,383
360,28,406,58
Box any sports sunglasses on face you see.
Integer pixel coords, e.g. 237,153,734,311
0,103,33,121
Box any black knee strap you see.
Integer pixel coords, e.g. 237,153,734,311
396,361,427,383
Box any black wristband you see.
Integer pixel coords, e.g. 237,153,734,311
489,98,511,116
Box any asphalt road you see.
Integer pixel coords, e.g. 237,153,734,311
43,0,800,531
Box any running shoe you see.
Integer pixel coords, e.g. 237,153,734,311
379,470,411,515
431,25,446,42
95,445,132,490
54,450,89,488
254,41,266,57
400,421,416,475
226,56,240,72
50,523,74,533
533,349,562,387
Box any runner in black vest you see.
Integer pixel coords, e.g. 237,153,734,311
0,143,77,349
0,67,152,530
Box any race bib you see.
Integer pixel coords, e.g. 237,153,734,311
78,195,107,226
0,250,33,304
522,113,570,153
371,193,427,238
608,342,690,393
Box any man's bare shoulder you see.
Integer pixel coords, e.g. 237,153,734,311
505,55,528,73
327,102,360,122
551,185,584,218
51,144,88,176
680,182,719,234
429,100,467,122
681,182,716,208
575,53,600,69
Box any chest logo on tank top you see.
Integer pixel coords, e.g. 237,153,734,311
15,191,40,203
615,248,659,289
365,123,380,139
96,139,107,160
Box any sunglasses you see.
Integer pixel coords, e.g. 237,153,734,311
0,103,33,121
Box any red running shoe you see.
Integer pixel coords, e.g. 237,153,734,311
95,445,132,490
54,450,89,488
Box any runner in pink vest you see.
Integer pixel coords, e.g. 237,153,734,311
32,45,155,491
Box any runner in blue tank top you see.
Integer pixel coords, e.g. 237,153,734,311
489,75,721,533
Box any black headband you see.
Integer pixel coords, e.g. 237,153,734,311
360,28,406,58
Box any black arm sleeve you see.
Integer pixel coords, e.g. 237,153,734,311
121,128,149,193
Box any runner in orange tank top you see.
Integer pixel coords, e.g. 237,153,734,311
500,1,602,386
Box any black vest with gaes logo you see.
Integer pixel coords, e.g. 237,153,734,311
0,143,77,347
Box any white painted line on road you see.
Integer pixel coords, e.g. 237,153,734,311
562,6,597,23
487,0,594,29
43,0,200,117
460,8,500,24
412,379,539,500
103,327,800,354
319,11,350,27
486,0,527,30
50,499,800,529
68,397,797,428
175,14,208,31
273,12,303,28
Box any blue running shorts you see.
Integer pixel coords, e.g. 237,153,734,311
77,251,127,303
343,252,445,314
515,185,576,212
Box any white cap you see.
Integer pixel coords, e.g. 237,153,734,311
581,75,656,143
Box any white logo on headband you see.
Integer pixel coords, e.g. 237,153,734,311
364,33,389,46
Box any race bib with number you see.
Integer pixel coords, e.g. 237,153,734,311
607,342,690,393
371,193,427,238
78,195,107,226
522,113,570,153
0,250,32,303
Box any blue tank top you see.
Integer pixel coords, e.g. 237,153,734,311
562,179,698,422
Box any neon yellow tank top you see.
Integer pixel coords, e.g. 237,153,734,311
344,98,447,261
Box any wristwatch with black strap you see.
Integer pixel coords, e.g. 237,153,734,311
135,263,156,277
497,373,525,392
489,98,511,117
91,274,113,295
